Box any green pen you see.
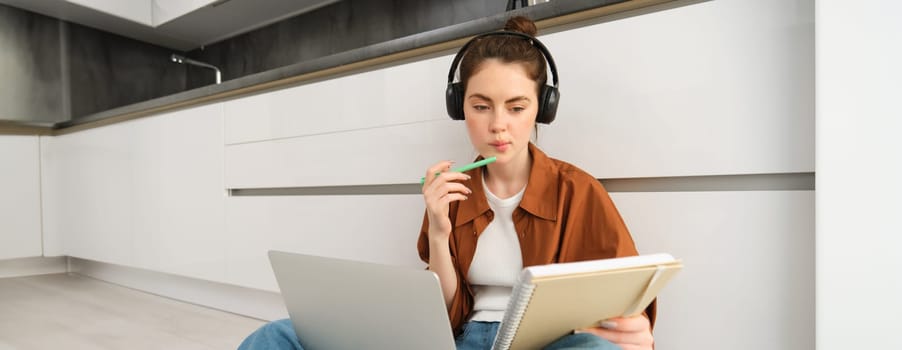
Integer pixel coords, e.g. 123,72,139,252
420,157,497,184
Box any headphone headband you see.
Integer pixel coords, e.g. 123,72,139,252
446,31,559,88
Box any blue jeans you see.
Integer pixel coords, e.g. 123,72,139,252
238,319,620,350
456,321,619,350
238,319,302,350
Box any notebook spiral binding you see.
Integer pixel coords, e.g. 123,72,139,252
491,280,536,350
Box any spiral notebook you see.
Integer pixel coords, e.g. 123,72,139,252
491,253,682,350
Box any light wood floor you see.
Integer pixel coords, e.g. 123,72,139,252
0,273,265,350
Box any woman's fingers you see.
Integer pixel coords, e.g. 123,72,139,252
423,172,471,198
440,181,472,196
602,316,649,332
617,344,644,350
422,160,474,237
426,181,471,209
574,326,653,347
422,162,472,221
432,170,471,187
440,192,469,204
591,327,650,345
423,161,454,187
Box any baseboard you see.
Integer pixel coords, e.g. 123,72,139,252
67,257,288,322
0,256,68,278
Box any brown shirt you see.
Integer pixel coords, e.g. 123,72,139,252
417,143,656,334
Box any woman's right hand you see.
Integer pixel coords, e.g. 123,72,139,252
422,161,472,241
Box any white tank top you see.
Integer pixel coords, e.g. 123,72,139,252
467,177,525,322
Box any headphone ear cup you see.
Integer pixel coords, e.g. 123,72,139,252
537,85,559,124
446,83,465,120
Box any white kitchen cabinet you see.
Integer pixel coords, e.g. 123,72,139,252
0,136,42,260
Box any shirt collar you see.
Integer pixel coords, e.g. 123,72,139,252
519,143,559,221
455,143,559,226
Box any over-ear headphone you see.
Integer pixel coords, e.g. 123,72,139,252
445,31,560,124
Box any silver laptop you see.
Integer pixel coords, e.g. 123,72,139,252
268,250,456,350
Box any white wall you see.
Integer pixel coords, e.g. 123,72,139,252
816,1,902,349
225,195,426,291
542,0,814,178
223,54,467,188
616,191,814,349
41,103,227,281
0,136,42,260
225,0,814,183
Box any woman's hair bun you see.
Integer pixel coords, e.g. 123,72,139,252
503,16,538,37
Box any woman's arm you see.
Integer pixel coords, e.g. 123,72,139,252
417,211,473,331
427,233,458,308
420,160,471,308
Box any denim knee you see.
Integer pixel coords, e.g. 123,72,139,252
237,319,304,350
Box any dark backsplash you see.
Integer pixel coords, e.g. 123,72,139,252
66,23,187,119
1,3,187,122
2,0,512,122
185,0,507,89
0,5,64,123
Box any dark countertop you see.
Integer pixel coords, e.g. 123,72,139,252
1,0,683,135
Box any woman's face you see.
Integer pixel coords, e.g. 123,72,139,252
463,59,539,166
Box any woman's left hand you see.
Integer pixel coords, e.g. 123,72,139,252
575,315,654,350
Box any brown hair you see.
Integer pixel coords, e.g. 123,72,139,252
458,16,547,96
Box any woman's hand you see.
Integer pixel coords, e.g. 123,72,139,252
422,161,472,241
576,315,653,350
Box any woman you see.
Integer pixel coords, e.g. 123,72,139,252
238,16,655,350
419,16,655,349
